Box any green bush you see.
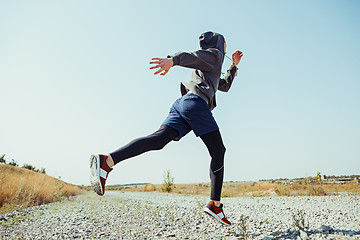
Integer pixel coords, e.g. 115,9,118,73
1,154,46,174
22,164,36,171
0,154,6,164
8,159,18,167
161,170,174,193
21,164,46,174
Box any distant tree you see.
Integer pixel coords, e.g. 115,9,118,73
40,168,46,174
8,159,18,167
0,154,6,164
22,164,36,171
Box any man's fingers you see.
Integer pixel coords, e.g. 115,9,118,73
149,65,160,70
154,68,163,75
150,58,162,66
150,57,170,75
160,70,168,76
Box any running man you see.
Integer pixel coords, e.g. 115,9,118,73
90,31,243,225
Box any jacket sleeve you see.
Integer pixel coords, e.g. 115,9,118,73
169,49,221,72
218,65,238,92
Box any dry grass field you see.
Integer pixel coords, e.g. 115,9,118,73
2,162,357,215
109,180,360,197
0,164,83,214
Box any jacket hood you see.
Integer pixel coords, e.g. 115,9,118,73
199,31,225,56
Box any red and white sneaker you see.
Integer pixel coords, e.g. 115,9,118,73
204,201,231,226
90,154,112,196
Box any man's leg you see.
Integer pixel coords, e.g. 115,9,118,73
109,124,179,166
176,95,224,202
200,130,226,203
90,125,178,196
201,130,231,226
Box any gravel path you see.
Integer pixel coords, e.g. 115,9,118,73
1,192,359,239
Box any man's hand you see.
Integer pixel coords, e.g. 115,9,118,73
149,57,174,76
232,50,243,66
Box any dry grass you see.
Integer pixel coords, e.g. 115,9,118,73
171,183,211,196
274,183,327,196
0,164,83,214
116,181,360,197
323,182,360,195
222,181,278,197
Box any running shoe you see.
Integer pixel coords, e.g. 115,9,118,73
204,201,231,225
90,154,112,196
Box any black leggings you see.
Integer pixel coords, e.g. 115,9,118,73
110,125,226,201
200,130,225,201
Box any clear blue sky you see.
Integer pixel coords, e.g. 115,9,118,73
1,0,359,186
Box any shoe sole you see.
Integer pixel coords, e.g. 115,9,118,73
204,207,231,226
90,154,104,196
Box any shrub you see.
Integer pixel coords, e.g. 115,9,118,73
161,170,174,193
8,159,18,167
22,164,36,171
20,164,46,174
239,215,248,240
0,154,6,164
292,209,308,232
308,186,327,196
275,183,291,196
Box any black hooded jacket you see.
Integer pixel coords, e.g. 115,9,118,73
170,32,238,111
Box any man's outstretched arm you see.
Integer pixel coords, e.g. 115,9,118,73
150,49,222,76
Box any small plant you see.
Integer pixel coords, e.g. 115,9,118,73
195,199,204,219
292,209,308,234
161,170,174,193
8,159,18,167
309,186,327,196
53,180,66,201
0,154,6,164
167,205,175,221
238,215,248,240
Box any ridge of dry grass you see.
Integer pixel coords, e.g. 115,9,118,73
0,164,83,214
110,181,360,197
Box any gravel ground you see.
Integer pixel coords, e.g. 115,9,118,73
0,192,359,239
